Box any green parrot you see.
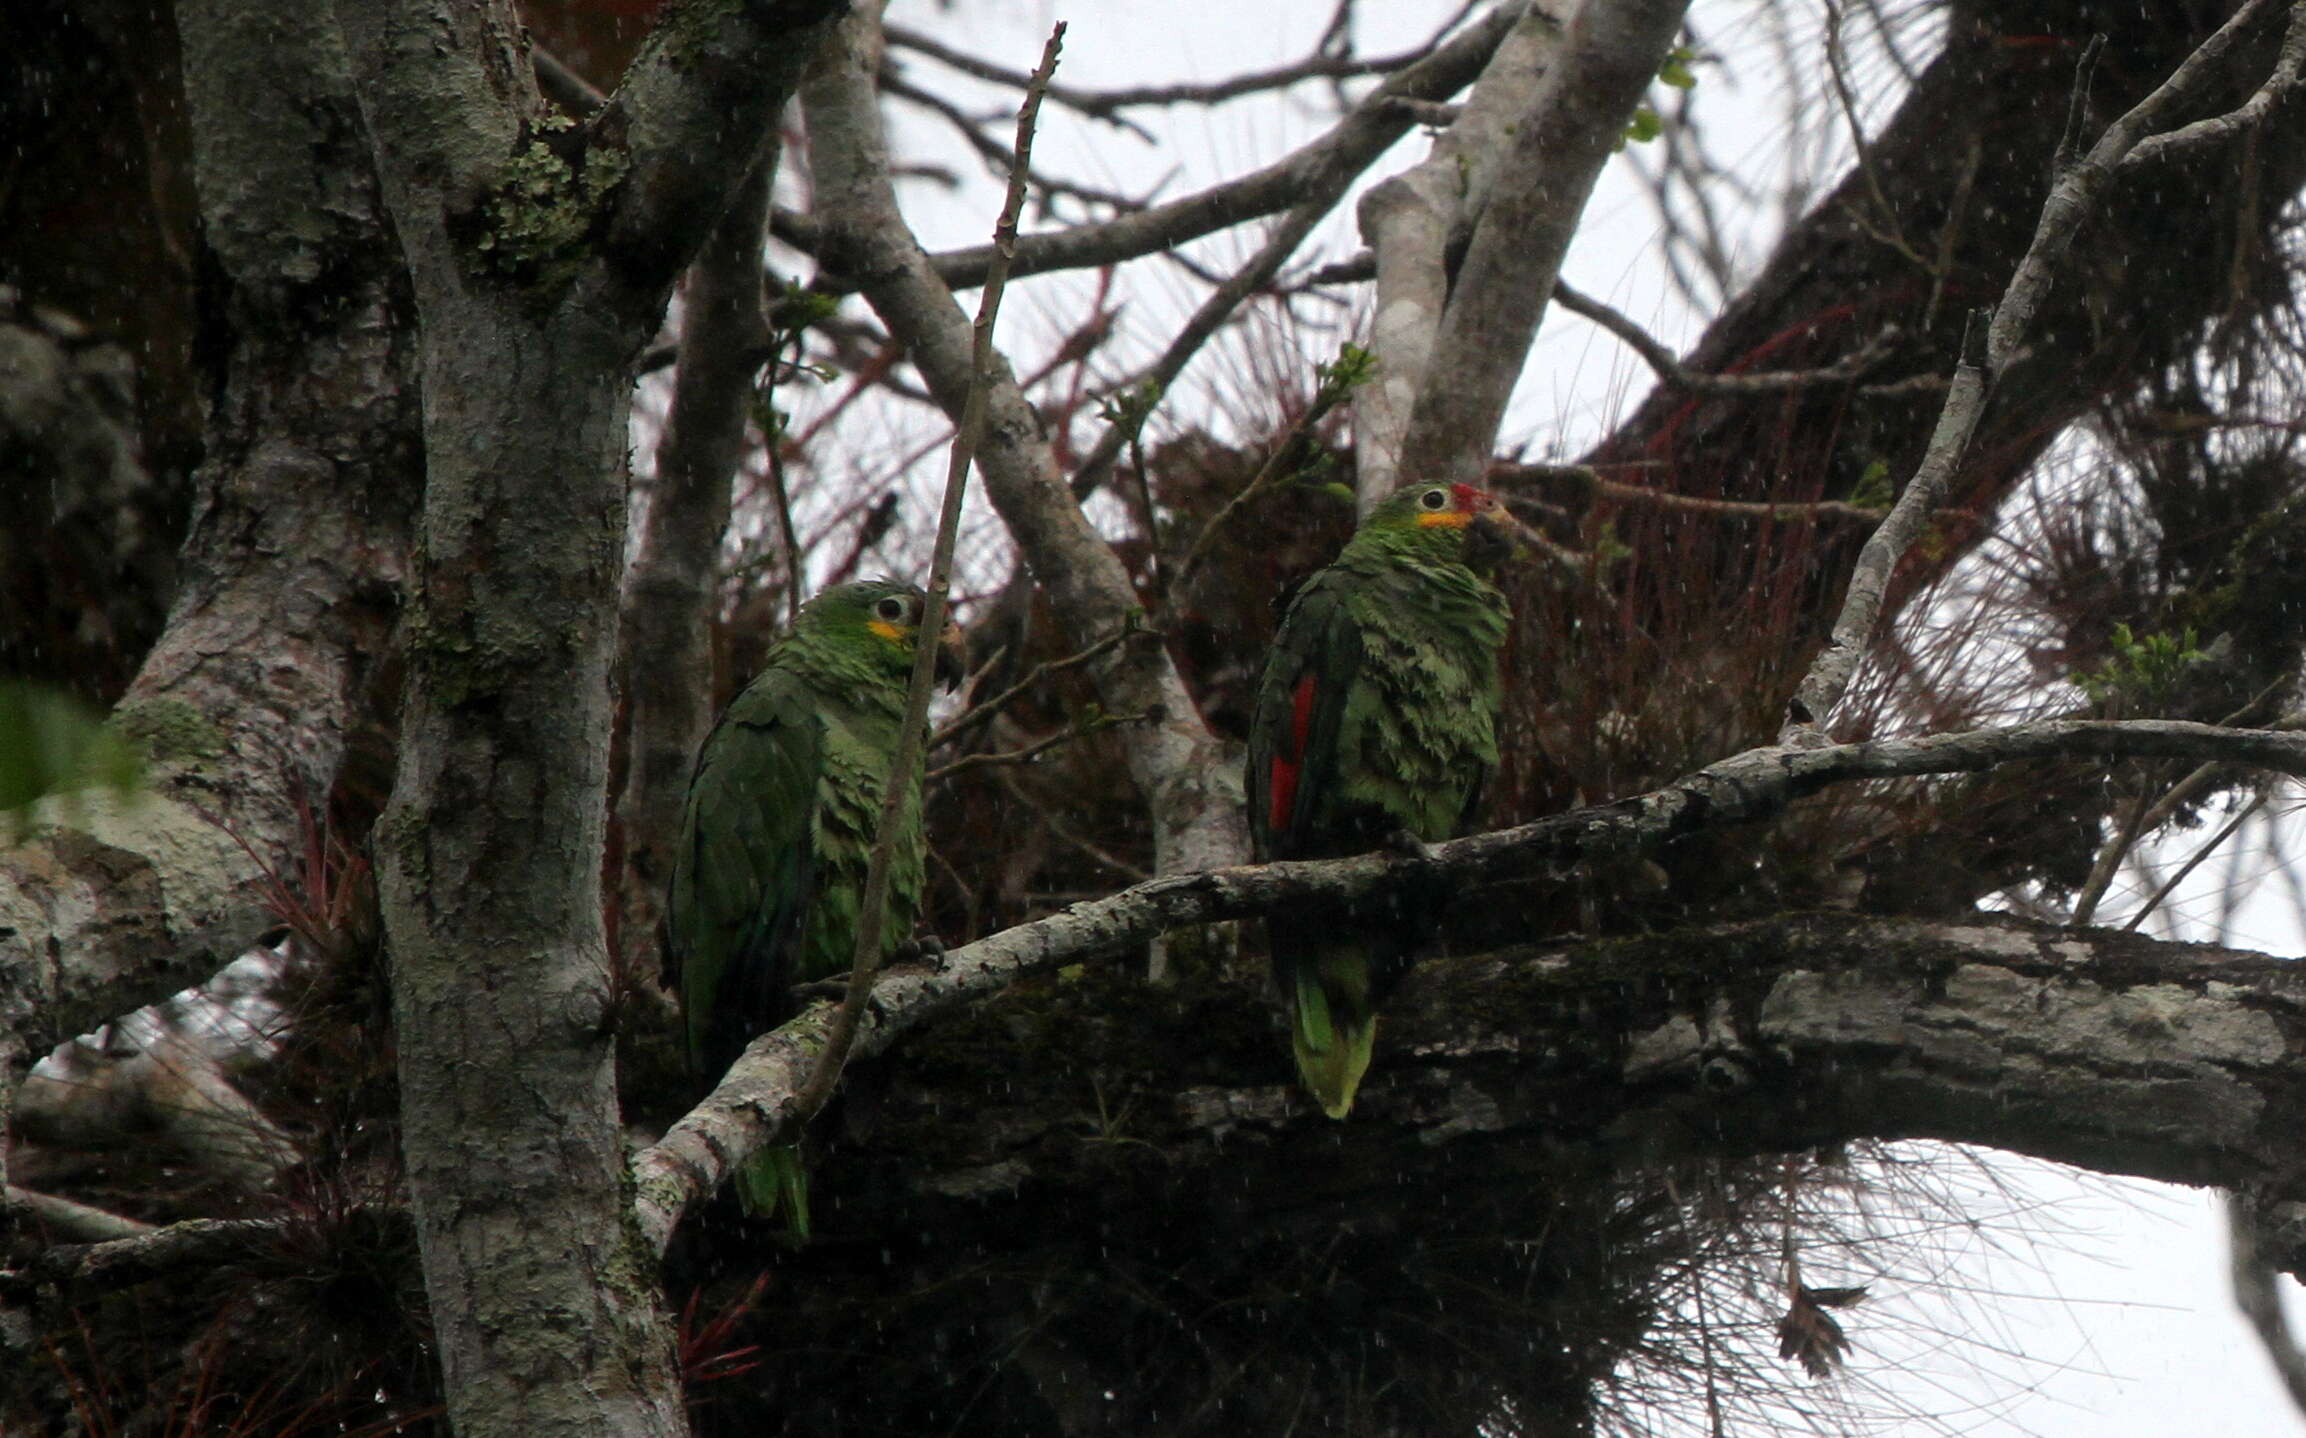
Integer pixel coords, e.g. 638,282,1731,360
1246,480,1514,1118
670,578,962,1226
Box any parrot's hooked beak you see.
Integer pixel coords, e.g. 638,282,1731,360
935,618,968,692
1462,487,1517,570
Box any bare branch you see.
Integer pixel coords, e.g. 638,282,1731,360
888,20,1436,122
805,9,1246,880
1551,279,1899,396
1065,188,1339,501
792,23,1067,1125
4,1185,153,1244
1357,0,1568,501
929,710,1150,783
1785,310,1989,735
632,714,2306,1247
1789,0,2306,737
1497,462,1889,524
930,625,1140,750
905,4,1526,294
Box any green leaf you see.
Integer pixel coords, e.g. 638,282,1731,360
0,680,146,838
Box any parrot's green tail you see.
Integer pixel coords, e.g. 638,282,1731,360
1290,959,1376,1120
734,1143,811,1237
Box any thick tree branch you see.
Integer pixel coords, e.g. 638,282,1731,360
333,1,847,1432
2,0,416,1109
804,7,1246,882
1356,0,1567,502
1395,0,1694,492
633,715,2306,1247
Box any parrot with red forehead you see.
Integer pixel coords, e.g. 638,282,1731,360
1246,480,1515,1117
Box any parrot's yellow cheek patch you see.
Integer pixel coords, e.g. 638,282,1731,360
1416,511,1471,529
868,619,908,645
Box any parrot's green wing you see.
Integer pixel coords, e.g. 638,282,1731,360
1247,568,1393,1119
1246,569,1369,864
671,666,826,1080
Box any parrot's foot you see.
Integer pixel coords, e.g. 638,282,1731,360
895,933,947,969
1383,827,1442,865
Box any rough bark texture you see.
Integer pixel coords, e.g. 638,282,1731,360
1,0,416,1096
668,910,2306,1437
1394,0,1693,493
333,1,843,1433
635,713,2306,1243
1355,1,1568,506
614,152,776,992
804,7,1247,879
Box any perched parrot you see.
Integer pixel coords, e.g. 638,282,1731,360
670,578,963,1226
1246,480,1515,1118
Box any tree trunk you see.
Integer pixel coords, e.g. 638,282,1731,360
334,0,844,1431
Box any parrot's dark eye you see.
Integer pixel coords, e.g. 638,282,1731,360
875,596,909,622
1418,487,1449,511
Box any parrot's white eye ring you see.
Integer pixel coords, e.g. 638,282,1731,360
1419,487,1449,510
875,596,909,621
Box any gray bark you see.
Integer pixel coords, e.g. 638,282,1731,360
634,713,2306,1243
1356,1,1568,506
2,0,416,1136
656,909,2306,1436
330,1,843,1433
804,6,1247,881
1395,0,1694,492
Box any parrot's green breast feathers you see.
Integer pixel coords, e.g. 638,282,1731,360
668,580,940,1218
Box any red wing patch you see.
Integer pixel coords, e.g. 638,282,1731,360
1268,673,1319,830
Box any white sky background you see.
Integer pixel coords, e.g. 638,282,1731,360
814,0,2306,1433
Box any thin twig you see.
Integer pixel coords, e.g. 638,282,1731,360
1552,279,1900,396
929,710,1150,783
1498,462,1889,524
1787,0,2306,740
2121,792,2266,933
1822,0,1929,270
907,5,1522,297
1166,348,1365,592
2072,678,2298,924
792,25,1066,1124
881,69,1149,214
1067,192,1341,501
885,22,1436,130
931,624,1140,750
